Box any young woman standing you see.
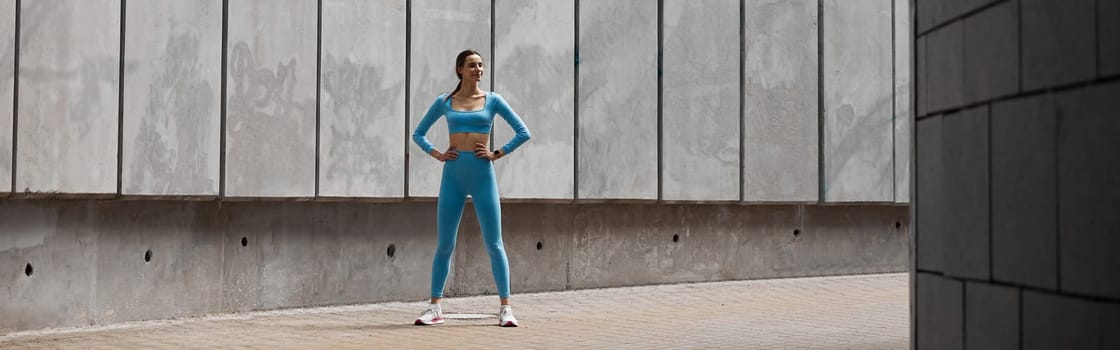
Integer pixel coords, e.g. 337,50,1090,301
411,49,531,327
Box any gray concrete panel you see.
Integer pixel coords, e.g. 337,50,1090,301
492,0,574,200
225,0,317,197
916,36,927,116
16,0,119,194
822,0,894,203
1,0,12,194
924,22,963,114
894,0,911,203
577,0,657,200
320,0,406,198
661,0,738,201
915,273,963,350
451,203,573,296
407,0,490,198
942,106,989,281
742,0,818,203
991,95,1057,290
1022,290,1102,349
915,116,943,272
1021,0,1096,90
1103,0,1120,77
121,1,221,196
1058,83,1120,299
965,282,1020,350
962,0,1018,104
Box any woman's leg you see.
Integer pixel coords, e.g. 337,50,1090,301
431,180,467,301
471,174,510,300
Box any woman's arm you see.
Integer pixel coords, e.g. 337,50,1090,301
492,93,531,156
412,95,446,155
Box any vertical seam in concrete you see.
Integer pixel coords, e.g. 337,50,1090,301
1017,0,1023,93
961,280,967,348
657,0,664,202
11,0,19,193
892,0,897,203
315,0,322,198
573,0,580,200
220,0,229,198
489,0,495,150
739,0,745,202
118,0,126,196
1054,85,1061,292
1096,0,1100,78
1017,287,1023,348
817,0,825,203
404,0,411,198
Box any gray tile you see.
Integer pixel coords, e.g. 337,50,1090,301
319,0,406,198
895,0,912,203
916,273,964,350
225,0,318,197
1022,290,1101,350
662,0,739,201
122,0,222,196
925,22,964,113
963,0,1019,104
1102,0,1120,77
990,94,1057,290
16,0,120,194
743,0,818,202
965,282,1019,350
1058,82,1120,299
941,106,989,281
822,0,894,202
577,0,657,200
916,116,944,272
407,0,490,198
1021,0,1096,90
0,0,11,193
493,0,575,200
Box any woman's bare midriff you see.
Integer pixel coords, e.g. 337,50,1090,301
448,132,489,153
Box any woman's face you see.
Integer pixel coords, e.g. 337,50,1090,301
458,54,484,83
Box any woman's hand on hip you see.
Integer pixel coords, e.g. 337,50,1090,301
474,142,500,161
431,147,459,162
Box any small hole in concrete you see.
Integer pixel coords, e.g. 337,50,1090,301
536,241,543,250
144,250,152,263
25,263,33,277
672,234,679,243
895,221,902,229
241,237,248,247
793,229,801,237
387,244,396,258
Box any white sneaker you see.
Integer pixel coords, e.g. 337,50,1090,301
414,304,444,325
498,305,519,327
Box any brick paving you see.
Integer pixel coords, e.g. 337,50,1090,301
0,273,908,349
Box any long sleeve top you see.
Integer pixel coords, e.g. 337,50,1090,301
411,91,532,155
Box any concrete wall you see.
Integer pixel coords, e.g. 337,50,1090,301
319,0,406,198
225,0,318,197
16,0,119,194
492,0,575,200
122,0,222,196
1,0,11,195
913,0,1120,348
0,0,912,203
742,0,819,203
0,200,908,332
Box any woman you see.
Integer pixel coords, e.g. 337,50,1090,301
411,49,531,327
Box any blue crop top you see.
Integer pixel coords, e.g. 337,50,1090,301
412,91,532,156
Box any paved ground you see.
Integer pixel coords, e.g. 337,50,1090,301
0,273,909,349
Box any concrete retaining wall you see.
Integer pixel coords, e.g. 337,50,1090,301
0,200,907,333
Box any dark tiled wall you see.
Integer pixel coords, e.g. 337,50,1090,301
913,0,1120,348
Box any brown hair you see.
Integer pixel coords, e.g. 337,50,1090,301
447,49,482,103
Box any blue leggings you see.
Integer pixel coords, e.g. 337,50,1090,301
430,154,510,298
